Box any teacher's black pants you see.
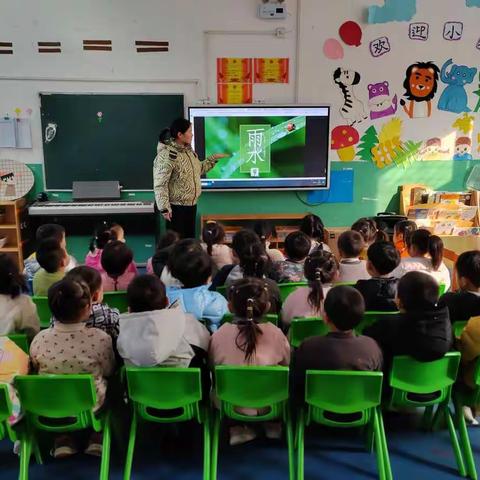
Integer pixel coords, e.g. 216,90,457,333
166,204,197,239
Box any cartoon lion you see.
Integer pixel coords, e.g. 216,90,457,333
400,61,440,119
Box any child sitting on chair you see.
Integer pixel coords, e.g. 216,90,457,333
100,241,136,292
272,231,311,283
0,254,39,339
293,286,383,403
281,250,338,328
209,277,290,446
30,278,116,458
32,238,68,296
337,231,370,283
439,251,480,324
118,274,210,367
355,242,400,312
201,221,234,272
166,248,228,331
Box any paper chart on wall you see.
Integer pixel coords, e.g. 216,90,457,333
0,118,16,148
14,119,32,149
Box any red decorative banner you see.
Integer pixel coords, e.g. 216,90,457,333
254,58,289,83
217,83,253,104
217,58,252,83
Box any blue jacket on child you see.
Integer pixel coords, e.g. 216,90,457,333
166,285,228,331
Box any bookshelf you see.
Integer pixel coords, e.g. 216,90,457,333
0,199,29,269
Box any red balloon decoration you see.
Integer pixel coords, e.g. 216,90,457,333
339,21,363,47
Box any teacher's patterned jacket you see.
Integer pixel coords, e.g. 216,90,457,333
153,140,217,213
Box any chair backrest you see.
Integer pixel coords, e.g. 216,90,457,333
32,296,51,328
278,282,308,302
438,283,446,296
355,311,400,334
389,352,461,406
15,375,97,430
214,366,289,421
6,334,29,353
305,371,383,427
289,317,329,348
221,312,278,326
125,367,202,422
0,384,12,441
216,285,227,298
453,320,467,339
103,291,128,313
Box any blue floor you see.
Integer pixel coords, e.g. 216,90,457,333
1,411,479,479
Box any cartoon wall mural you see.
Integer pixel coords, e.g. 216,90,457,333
437,59,477,113
399,61,440,118
418,137,451,160
333,68,368,125
368,81,398,120
453,136,473,160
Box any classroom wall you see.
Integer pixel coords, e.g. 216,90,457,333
1,0,480,245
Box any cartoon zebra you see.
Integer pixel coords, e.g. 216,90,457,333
333,68,368,126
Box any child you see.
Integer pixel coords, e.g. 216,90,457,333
393,220,417,259
351,218,388,260
282,250,338,327
166,248,228,331
118,274,210,367
30,278,115,458
337,230,370,283
212,229,281,314
355,242,400,311
24,223,77,281
32,238,67,296
272,231,311,283
392,229,451,291
201,221,234,271
439,250,480,323
299,213,331,253
65,266,120,340
109,223,125,242
293,286,383,402
100,240,136,291
0,337,29,425
0,254,39,339
209,277,290,445
253,220,285,262
161,238,203,288
365,271,452,363
147,230,180,276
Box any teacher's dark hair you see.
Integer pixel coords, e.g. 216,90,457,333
159,118,192,144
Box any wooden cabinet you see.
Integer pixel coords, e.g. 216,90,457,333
0,199,29,269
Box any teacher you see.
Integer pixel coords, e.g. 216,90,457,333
153,118,228,239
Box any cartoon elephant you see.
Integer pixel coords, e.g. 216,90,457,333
437,59,477,113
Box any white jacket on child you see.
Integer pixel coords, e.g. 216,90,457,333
117,309,210,367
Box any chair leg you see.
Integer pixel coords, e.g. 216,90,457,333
32,437,43,465
455,401,478,480
210,412,221,480
296,409,305,480
100,415,112,480
377,407,393,480
365,414,374,453
285,411,295,480
203,409,211,480
422,405,434,431
445,405,467,477
373,408,386,480
19,436,32,480
123,411,138,480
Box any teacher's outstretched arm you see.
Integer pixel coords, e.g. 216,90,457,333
200,153,230,175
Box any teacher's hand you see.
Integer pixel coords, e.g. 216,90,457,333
162,211,172,221
211,153,230,161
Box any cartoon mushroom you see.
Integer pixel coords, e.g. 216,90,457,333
331,125,359,161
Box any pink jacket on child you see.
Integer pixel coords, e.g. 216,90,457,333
86,249,138,276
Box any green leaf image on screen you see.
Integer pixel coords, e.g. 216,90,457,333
239,124,271,176
204,116,306,180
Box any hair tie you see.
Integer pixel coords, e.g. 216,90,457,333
246,297,254,321
315,267,322,282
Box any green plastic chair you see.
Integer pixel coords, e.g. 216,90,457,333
216,285,227,298
221,312,279,326
288,317,329,348
211,366,294,480
31,296,51,329
124,367,210,480
355,311,400,335
6,334,29,353
453,357,480,479
439,283,447,296
103,291,128,313
388,352,466,477
333,281,356,286
278,282,308,302
453,321,468,339
297,370,391,480
0,383,14,442
15,374,112,480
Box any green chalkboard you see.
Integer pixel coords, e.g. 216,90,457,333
40,93,184,190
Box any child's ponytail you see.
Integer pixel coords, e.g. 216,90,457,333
305,251,338,315
202,221,225,257
428,235,444,271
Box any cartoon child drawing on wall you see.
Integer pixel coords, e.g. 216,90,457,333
453,137,473,161
0,172,17,198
